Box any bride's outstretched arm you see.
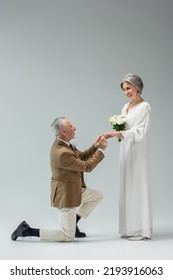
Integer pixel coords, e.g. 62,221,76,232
104,131,122,139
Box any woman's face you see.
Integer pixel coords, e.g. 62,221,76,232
122,82,139,101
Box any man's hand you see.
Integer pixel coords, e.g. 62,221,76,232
95,135,108,150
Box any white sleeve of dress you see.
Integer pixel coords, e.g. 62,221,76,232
121,104,151,142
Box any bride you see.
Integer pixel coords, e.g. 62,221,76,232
105,73,152,241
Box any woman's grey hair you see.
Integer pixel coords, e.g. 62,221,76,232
120,73,144,94
51,117,66,136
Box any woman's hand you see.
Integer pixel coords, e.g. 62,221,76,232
104,132,116,138
104,131,123,139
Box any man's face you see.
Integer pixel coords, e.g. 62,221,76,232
61,119,76,142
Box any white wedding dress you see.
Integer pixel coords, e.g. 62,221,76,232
119,101,152,238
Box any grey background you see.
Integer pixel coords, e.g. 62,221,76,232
0,0,173,259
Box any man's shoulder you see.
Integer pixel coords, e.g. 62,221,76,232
51,139,71,154
51,139,67,148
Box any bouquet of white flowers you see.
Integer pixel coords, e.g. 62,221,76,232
108,114,127,142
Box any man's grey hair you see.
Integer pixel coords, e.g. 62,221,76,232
51,117,66,136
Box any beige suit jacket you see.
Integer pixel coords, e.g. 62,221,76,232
50,139,104,208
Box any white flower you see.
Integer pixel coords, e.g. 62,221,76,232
108,115,126,125
108,114,127,142
117,115,126,125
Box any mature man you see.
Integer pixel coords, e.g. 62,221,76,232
11,117,107,242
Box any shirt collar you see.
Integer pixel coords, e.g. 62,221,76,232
57,137,70,146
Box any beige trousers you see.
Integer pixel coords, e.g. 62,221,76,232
40,188,103,242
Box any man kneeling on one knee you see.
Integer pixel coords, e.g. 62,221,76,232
11,117,108,242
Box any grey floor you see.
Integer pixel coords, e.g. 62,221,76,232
1,220,173,260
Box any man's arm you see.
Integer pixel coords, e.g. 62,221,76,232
79,135,107,160
59,137,107,172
